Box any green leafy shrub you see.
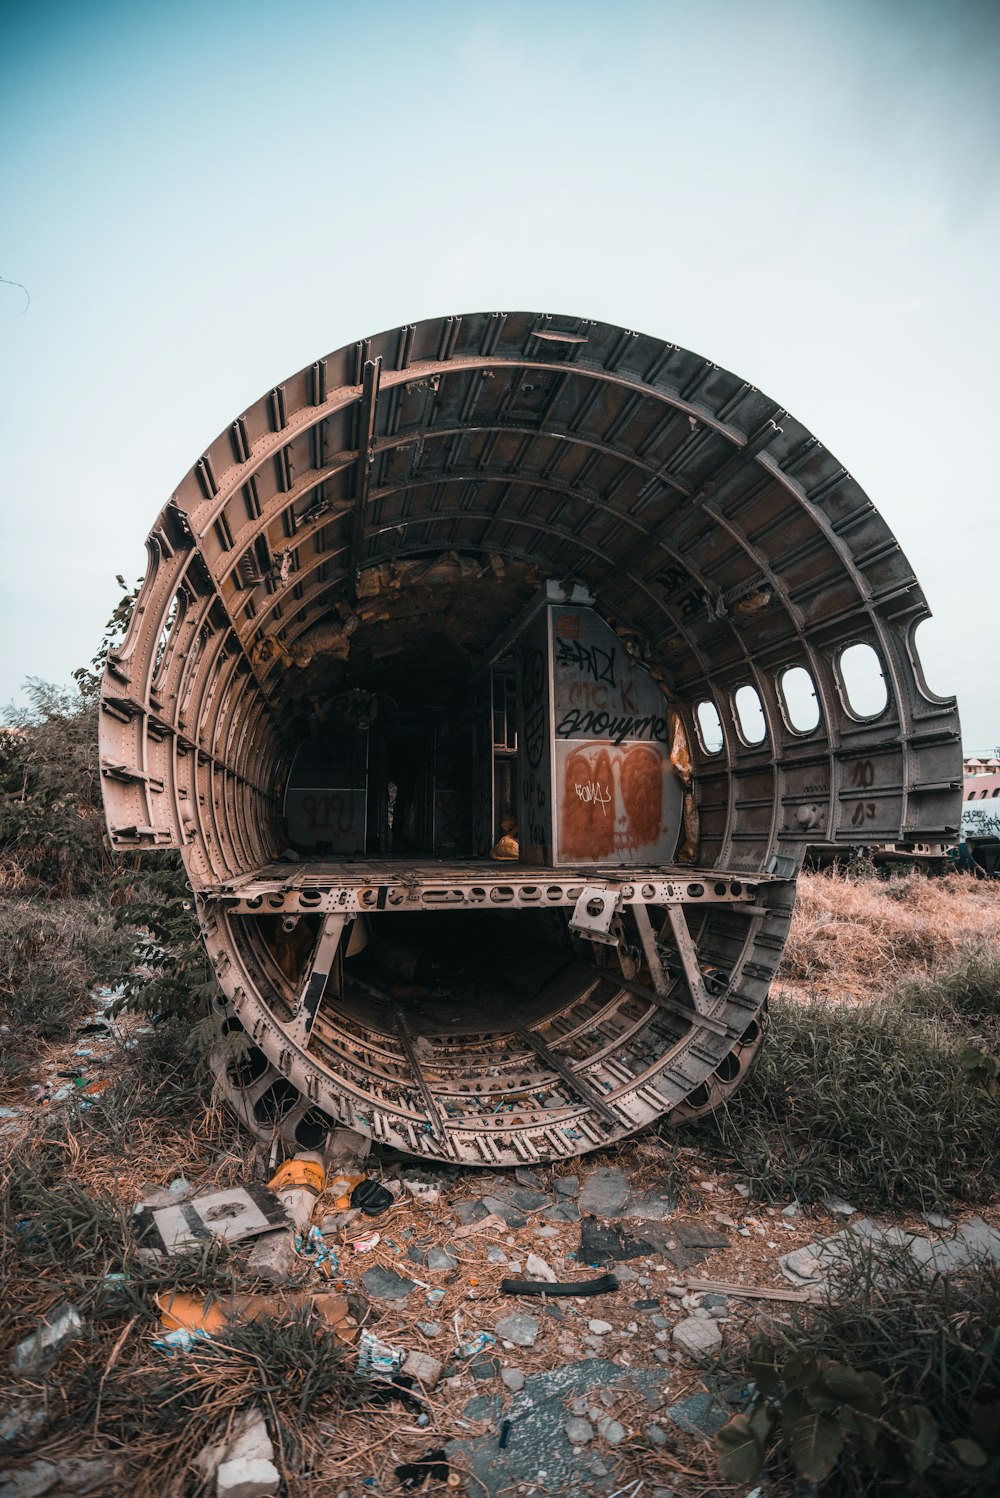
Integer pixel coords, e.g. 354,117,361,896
110,853,215,1022
719,1241,1000,1493
0,682,109,895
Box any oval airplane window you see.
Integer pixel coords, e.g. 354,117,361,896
733,684,767,745
696,700,724,754
838,642,888,718
779,665,820,733
909,616,950,701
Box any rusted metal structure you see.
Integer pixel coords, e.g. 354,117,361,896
99,312,962,1165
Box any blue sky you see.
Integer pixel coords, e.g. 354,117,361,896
2,0,998,748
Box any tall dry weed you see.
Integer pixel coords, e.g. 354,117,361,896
777,870,1000,1001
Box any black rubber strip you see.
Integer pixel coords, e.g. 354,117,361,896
499,1272,620,1297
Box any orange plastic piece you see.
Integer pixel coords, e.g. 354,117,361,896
326,1171,365,1210
267,1157,326,1194
155,1291,228,1335
156,1288,357,1344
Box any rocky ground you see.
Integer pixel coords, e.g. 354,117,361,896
2,1016,998,1498
2,869,999,1497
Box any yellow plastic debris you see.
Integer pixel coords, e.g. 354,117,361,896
267,1156,326,1195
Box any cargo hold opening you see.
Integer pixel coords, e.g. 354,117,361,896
277,558,684,870
280,553,534,861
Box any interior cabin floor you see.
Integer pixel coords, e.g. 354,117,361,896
208,859,783,896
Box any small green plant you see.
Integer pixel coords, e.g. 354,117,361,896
842,846,879,881
110,854,215,1022
718,1243,1000,1493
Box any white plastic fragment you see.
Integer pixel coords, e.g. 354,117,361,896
525,1252,558,1282
10,1304,84,1376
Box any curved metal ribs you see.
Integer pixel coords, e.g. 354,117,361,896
99,312,962,1165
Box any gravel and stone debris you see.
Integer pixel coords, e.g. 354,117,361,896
494,1312,539,1347
579,1167,630,1218
671,1315,723,1358
360,1265,417,1301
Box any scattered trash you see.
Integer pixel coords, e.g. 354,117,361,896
10,1303,84,1376
404,1179,441,1207
425,1288,446,1308
454,1212,506,1239
351,1230,382,1253
157,1292,227,1337
155,1288,358,1347
499,1272,619,1298
152,1326,214,1355
357,1329,406,1379
268,1154,325,1229
327,1171,366,1210
351,1179,395,1217
454,1326,495,1360
295,1224,340,1279
134,1184,289,1254
268,1156,325,1194
524,1252,557,1282
394,1448,449,1490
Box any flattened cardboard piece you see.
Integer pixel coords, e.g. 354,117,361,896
134,1183,289,1253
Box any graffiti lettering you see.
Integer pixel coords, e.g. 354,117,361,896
850,801,877,826
555,708,669,745
574,780,612,814
555,637,617,686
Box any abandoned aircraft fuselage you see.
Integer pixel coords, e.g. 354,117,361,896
99,313,962,1164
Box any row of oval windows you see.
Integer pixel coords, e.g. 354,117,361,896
694,643,887,753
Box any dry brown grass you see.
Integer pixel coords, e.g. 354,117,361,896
776,869,1000,1003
